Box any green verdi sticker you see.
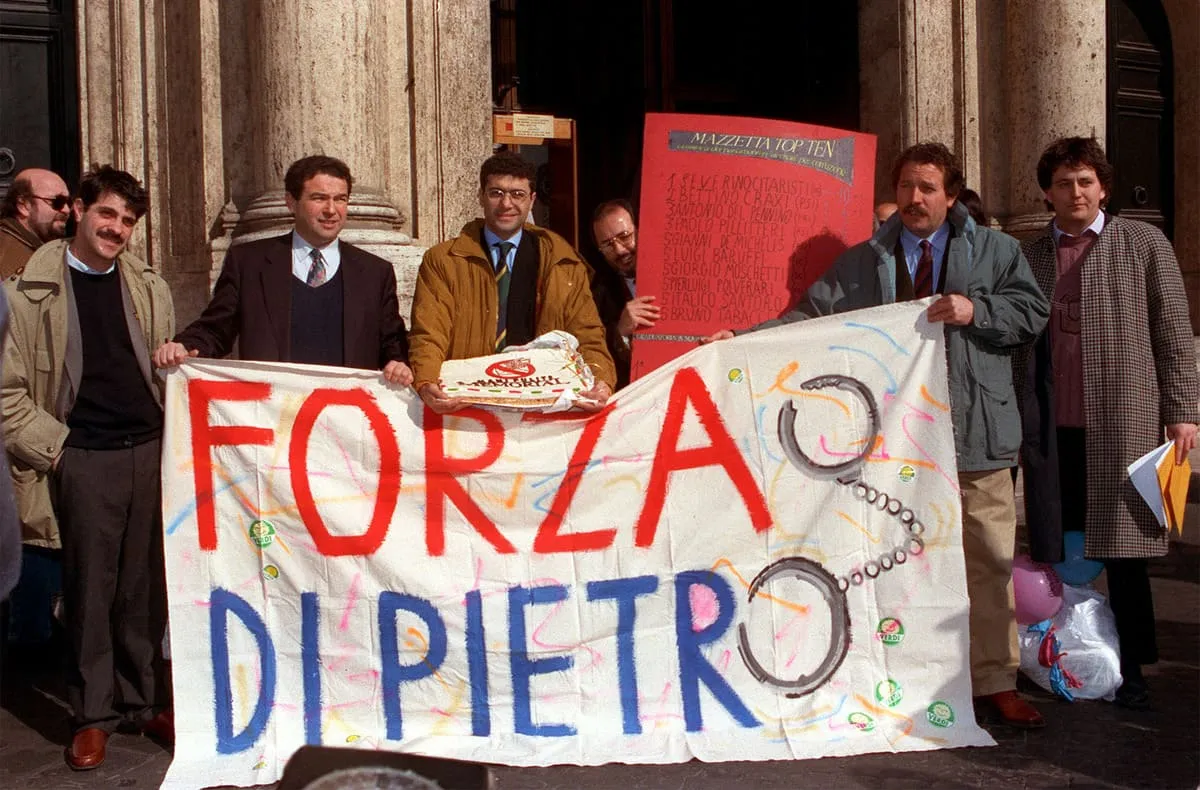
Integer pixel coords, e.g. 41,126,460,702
847,712,875,732
875,678,903,708
249,519,276,548
898,464,916,482
927,700,955,728
877,617,905,645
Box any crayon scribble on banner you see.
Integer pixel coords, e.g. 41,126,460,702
159,301,992,790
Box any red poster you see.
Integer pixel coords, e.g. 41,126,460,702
631,113,876,380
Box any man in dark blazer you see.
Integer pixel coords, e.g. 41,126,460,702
153,156,411,382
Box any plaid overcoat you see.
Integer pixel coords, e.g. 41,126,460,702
1017,215,1199,560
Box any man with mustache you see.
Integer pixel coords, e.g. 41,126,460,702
152,156,411,382
0,168,72,279
590,199,659,389
409,151,615,413
705,143,1050,729
2,166,176,768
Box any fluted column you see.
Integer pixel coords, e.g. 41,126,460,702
1003,1,1106,233
238,0,402,237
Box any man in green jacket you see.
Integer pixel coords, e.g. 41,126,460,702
706,143,1050,729
2,166,176,769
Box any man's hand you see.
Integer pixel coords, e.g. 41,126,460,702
1167,422,1198,465
617,295,661,336
418,382,467,414
382,360,414,386
575,381,613,413
153,340,198,368
926,294,975,326
700,329,735,345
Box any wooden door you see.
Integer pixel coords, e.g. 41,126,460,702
0,0,80,200
1106,0,1173,238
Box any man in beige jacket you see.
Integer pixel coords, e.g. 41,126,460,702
2,166,175,769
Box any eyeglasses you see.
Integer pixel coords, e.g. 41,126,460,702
33,194,71,211
598,229,635,252
484,188,531,203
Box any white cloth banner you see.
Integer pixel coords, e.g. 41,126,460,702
160,300,992,790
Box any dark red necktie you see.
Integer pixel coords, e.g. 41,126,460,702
914,239,934,298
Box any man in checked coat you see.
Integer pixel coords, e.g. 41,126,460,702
1018,137,1198,710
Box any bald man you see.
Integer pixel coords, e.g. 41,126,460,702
0,169,71,279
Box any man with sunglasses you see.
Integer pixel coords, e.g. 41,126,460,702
590,200,659,389
409,151,615,413
0,168,71,279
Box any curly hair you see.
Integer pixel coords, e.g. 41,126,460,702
1035,137,1114,197
77,165,149,218
891,142,964,198
479,151,536,190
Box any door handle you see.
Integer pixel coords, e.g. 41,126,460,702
1132,185,1149,206
0,148,14,177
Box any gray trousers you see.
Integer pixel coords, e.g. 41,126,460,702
55,439,168,732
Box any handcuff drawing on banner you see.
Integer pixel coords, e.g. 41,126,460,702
736,374,929,698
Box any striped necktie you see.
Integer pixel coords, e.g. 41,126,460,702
494,241,514,351
307,248,328,287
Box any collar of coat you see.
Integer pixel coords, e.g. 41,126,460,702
0,216,42,252
868,200,975,262
449,219,591,274
14,238,153,303
1028,211,1112,255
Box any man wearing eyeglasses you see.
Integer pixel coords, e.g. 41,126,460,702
409,151,615,413
0,168,71,279
590,199,659,389
153,156,411,382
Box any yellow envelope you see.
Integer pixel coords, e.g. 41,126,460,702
1157,452,1191,535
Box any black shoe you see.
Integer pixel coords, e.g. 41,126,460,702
1114,679,1150,710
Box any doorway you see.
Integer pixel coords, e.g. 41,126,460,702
0,0,80,200
491,1,859,253
1106,0,1174,238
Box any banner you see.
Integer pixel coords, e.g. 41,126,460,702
633,113,876,379
161,301,991,790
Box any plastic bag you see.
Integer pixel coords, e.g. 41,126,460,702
1018,584,1122,701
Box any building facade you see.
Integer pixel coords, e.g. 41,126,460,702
1,0,1196,329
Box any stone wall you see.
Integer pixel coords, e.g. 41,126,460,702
77,0,492,329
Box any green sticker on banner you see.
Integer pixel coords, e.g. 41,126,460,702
249,519,275,548
875,678,903,708
848,712,875,732
927,700,955,728
877,617,905,645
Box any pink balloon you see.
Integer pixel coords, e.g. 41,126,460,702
1012,554,1064,625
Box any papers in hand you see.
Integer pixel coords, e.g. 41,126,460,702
1127,441,1192,534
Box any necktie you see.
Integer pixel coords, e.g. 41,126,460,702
913,239,934,298
494,241,514,351
307,248,328,287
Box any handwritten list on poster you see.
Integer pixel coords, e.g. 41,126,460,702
633,115,876,379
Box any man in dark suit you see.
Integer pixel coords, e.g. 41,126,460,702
153,156,411,381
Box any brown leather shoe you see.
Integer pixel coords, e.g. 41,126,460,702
980,690,1045,729
141,708,175,747
65,727,108,770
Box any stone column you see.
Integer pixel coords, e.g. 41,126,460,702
859,0,981,204
238,0,402,236
1003,1,1106,234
